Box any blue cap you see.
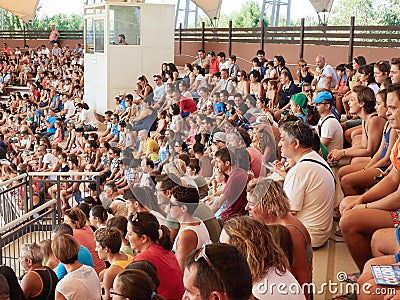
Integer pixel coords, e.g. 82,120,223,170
314,91,333,104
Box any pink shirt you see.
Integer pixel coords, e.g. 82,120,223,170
73,226,106,274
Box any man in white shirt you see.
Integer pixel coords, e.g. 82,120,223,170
76,103,98,131
312,55,338,90
279,121,335,247
216,69,235,96
217,52,230,70
152,74,166,107
314,91,343,152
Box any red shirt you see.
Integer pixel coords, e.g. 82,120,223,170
2,47,11,55
209,58,219,74
221,167,250,221
73,226,106,274
134,244,184,300
178,96,197,113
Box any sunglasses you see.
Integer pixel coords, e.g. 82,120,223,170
109,289,126,298
194,243,226,292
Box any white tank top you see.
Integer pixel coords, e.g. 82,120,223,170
172,218,210,253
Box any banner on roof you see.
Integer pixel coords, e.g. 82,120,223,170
192,0,223,20
309,0,334,12
0,0,40,22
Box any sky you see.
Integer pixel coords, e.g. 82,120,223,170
38,0,318,22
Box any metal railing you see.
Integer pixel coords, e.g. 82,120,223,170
0,174,28,227
0,30,83,40
0,171,100,277
0,199,57,277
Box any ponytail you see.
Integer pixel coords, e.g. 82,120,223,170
158,225,172,251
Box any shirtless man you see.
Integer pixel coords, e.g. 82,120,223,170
49,25,60,46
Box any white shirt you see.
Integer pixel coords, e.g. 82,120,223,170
56,265,101,300
194,74,207,91
63,100,76,118
315,63,337,90
318,114,343,152
219,61,230,71
283,151,335,247
80,109,98,127
172,218,210,253
253,268,305,300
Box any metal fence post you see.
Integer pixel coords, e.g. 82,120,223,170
348,16,355,63
260,18,265,52
228,20,233,56
96,176,101,199
56,176,62,223
299,18,305,59
24,175,29,214
201,22,205,50
179,23,182,55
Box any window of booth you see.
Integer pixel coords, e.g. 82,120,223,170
109,6,141,45
85,18,94,54
94,19,105,53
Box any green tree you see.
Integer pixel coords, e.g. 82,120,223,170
375,0,400,26
329,0,375,25
231,1,266,28
195,0,267,28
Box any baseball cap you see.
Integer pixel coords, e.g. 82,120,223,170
291,93,308,115
213,132,226,143
313,91,333,104
153,74,162,80
119,91,126,96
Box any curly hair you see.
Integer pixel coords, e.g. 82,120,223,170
246,178,290,218
223,216,289,283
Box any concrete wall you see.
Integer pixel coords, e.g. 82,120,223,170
174,41,400,75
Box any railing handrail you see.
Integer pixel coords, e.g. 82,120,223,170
0,174,27,189
0,199,56,234
28,171,100,177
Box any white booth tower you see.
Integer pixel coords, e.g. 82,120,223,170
83,0,175,113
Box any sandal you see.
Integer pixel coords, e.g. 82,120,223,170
333,205,341,222
344,272,360,284
335,225,343,237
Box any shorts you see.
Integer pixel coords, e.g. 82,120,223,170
395,227,400,262
390,210,400,228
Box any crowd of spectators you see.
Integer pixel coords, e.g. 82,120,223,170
1,39,400,300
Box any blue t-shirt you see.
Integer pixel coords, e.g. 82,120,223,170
120,99,127,110
56,245,94,279
213,102,225,115
46,116,58,134
111,123,120,138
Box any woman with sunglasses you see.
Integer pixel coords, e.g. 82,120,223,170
235,70,250,96
220,216,306,300
296,59,314,86
126,212,184,300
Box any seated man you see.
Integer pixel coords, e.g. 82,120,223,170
279,121,335,247
183,243,253,300
340,83,400,272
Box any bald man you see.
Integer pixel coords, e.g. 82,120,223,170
312,55,338,90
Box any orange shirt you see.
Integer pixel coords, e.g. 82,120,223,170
390,132,400,170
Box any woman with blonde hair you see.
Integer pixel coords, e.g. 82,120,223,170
245,178,312,299
52,234,101,300
220,216,305,300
